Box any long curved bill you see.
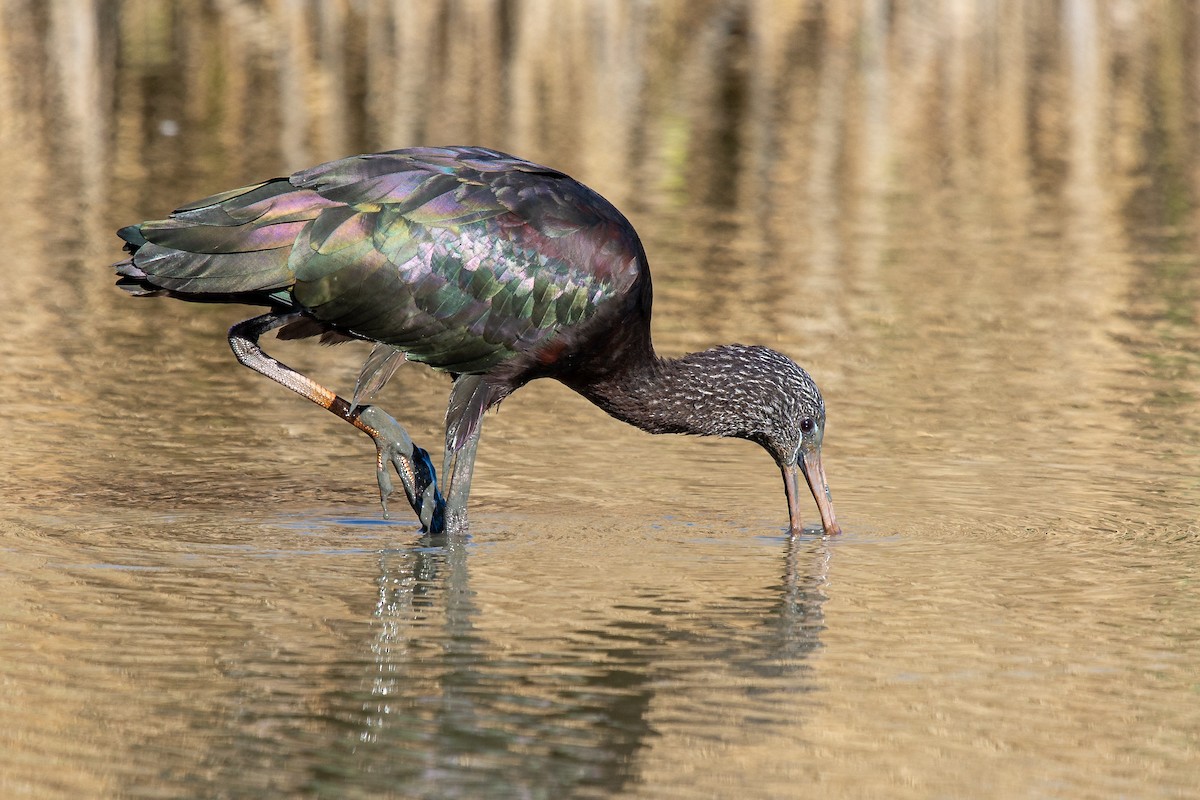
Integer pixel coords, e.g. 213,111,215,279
782,450,841,536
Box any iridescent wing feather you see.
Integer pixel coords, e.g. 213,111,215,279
116,179,341,295
117,147,645,376
287,147,643,373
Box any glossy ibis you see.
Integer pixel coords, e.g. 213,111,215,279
115,146,840,536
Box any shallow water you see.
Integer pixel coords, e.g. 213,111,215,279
2,2,1200,798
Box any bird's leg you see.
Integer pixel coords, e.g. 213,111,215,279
228,312,445,532
357,405,445,533
439,373,492,531
441,422,482,531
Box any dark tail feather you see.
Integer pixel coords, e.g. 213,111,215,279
113,236,163,296
111,180,331,302
118,224,148,250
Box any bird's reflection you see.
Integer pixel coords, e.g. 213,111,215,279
333,532,830,797
764,534,830,668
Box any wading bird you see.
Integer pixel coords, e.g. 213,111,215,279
115,146,840,536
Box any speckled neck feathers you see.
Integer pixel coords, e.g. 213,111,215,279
567,344,820,454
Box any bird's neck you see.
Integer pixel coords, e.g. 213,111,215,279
567,347,752,440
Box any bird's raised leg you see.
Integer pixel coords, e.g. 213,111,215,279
228,312,445,532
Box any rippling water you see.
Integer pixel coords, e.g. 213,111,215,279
2,2,1199,798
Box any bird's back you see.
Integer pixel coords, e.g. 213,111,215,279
116,147,649,375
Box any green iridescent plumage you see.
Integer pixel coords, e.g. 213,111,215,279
118,147,643,379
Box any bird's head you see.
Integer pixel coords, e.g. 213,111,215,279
734,347,841,536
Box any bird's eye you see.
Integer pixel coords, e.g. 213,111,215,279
800,417,815,434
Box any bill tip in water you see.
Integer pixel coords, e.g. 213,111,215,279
789,520,843,537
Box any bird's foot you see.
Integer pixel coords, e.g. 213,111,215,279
357,405,445,534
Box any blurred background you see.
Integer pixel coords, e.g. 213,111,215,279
1,2,1199,798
